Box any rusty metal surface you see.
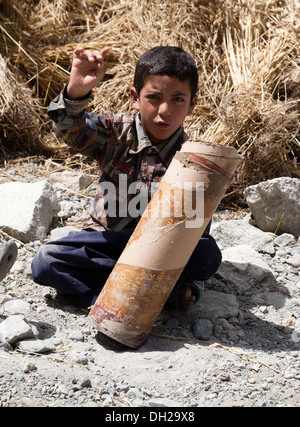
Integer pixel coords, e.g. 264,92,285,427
88,142,241,347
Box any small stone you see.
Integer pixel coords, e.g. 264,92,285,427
289,246,300,256
78,377,91,388
192,319,213,340
274,233,295,247
227,330,239,342
220,372,230,381
147,397,182,407
259,305,269,314
285,254,300,268
282,317,295,326
68,330,84,342
68,351,88,365
23,360,37,373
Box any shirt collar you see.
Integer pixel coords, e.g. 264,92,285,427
129,113,189,164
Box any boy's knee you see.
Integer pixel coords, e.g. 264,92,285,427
31,243,56,281
200,235,221,257
195,235,222,276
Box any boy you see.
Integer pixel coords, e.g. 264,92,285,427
31,46,221,310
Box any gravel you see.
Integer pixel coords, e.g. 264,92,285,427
0,160,299,408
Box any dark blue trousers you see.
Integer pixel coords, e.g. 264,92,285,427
31,228,221,308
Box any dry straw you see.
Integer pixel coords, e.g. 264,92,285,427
0,0,299,205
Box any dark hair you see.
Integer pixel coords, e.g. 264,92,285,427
133,46,198,101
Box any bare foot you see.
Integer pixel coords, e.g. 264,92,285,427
178,285,196,310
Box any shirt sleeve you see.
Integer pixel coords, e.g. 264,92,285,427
47,87,118,160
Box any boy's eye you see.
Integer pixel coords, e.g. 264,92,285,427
146,94,159,100
173,97,185,102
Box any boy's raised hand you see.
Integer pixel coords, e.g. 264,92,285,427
66,46,110,100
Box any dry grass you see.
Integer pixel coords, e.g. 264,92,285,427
0,0,299,205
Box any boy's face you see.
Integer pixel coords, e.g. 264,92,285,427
130,75,197,145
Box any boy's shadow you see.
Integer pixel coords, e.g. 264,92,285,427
44,263,298,354
96,262,298,354
149,262,297,354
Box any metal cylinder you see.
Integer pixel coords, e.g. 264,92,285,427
88,141,241,348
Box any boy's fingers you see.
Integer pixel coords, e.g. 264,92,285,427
91,48,109,63
73,47,109,63
100,47,110,58
73,46,84,57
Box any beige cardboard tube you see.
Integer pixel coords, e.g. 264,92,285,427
88,141,241,348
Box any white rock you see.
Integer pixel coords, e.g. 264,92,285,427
147,397,182,407
0,180,60,243
48,171,93,191
285,254,300,269
23,360,37,373
68,330,84,341
0,299,32,316
244,177,300,236
17,338,56,353
0,315,34,345
211,220,275,254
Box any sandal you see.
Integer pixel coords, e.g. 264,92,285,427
167,281,202,309
0,240,18,282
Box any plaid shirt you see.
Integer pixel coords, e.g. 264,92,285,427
48,88,189,231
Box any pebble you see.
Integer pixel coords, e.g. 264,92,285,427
68,351,89,366
23,360,37,373
68,330,84,342
192,318,213,340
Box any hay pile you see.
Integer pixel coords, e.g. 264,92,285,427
0,0,299,205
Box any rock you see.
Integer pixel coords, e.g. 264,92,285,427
0,180,60,243
78,377,91,388
211,220,275,254
23,360,37,373
57,200,77,219
197,290,239,320
48,171,93,191
68,351,89,365
274,233,295,247
216,245,276,289
192,318,213,340
147,397,182,407
0,299,32,316
244,177,300,236
0,342,13,352
0,315,35,345
289,246,300,256
17,338,56,353
68,330,84,342
285,254,300,269
220,372,230,381
251,291,288,308
0,295,12,305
